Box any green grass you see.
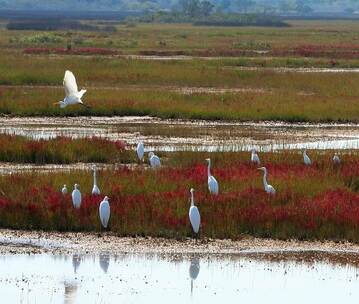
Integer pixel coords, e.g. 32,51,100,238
3,21,359,55
1,81,359,122
0,21,358,122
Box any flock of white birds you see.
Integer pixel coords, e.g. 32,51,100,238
57,70,342,236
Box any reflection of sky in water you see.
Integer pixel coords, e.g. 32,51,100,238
0,253,359,303
2,119,359,152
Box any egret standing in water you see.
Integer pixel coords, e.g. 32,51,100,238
206,158,219,195
99,196,110,229
333,153,341,165
251,148,260,165
92,165,101,195
136,142,144,162
148,152,161,168
189,188,201,235
303,149,311,166
61,184,67,195
72,184,82,209
258,167,276,195
55,70,89,108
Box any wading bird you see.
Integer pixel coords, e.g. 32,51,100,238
189,188,200,236
303,149,311,166
333,153,341,165
258,167,276,195
92,165,101,195
61,184,67,195
72,184,82,209
206,158,219,195
99,196,110,229
55,70,89,108
136,142,144,162
148,152,161,168
251,148,260,165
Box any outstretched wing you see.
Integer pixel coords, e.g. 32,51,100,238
63,70,78,96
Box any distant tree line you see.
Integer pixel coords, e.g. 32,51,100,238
0,0,358,15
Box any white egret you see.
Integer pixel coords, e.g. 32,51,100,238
99,196,110,229
206,158,219,195
55,70,89,108
333,153,341,165
61,184,67,195
148,152,161,168
258,167,276,195
189,188,201,235
303,149,311,166
72,184,82,209
251,148,260,165
92,165,101,195
136,142,144,162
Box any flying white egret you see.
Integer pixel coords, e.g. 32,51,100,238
189,188,201,235
333,153,341,165
136,142,144,162
258,167,276,195
92,165,101,195
303,149,311,166
189,257,200,295
206,158,219,195
251,148,260,165
72,184,82,209
148,152,161,168
55,70,89,108
61,184,67,195
99,196,110,229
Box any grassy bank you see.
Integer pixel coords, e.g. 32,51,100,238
0,135,132,164
2,21,359,58
1,150,359,241
1,83,359,122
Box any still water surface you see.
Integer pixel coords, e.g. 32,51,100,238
1,116,359,152
1,252,359,303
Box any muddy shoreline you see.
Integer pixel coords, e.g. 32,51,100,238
1,229,359,258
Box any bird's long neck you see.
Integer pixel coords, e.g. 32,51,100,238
93,170,97,185
207,161,211,177
262,171,269,189
190,192,194,206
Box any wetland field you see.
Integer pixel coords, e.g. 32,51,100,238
1,18,359,303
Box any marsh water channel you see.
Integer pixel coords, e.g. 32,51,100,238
1,251,359,303
2,116,359,152
2,115,359,302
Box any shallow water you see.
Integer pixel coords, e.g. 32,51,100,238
2,116,359,152
1,252,359,303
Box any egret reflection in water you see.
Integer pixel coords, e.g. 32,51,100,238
99,254,110,273
63,281,78,304
189,257,200,295
72,255,81,274
1,252,359,303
